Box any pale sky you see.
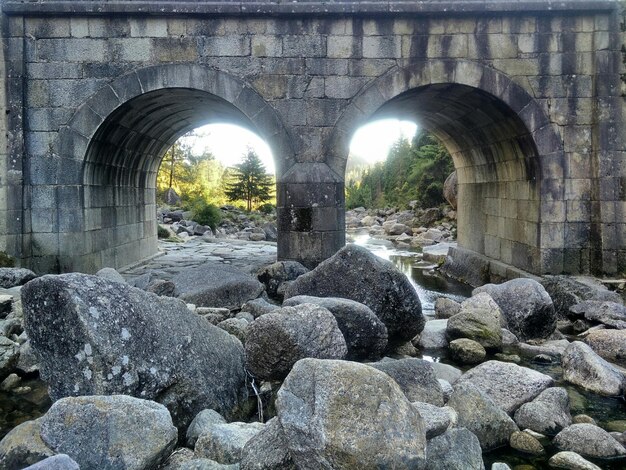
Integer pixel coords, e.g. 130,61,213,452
183,119,418,174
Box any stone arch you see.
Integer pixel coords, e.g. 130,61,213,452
46,64,295,272
329,60,565,275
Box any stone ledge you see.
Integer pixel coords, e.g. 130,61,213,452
2,1,618,17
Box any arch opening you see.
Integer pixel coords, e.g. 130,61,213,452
81,88,276,272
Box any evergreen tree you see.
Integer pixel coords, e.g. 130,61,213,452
224,149,274,211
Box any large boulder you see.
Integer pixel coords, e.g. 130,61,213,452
240,418,296,470
425,428,483,470
456,360,554,414
443,171,458,209
39,395,177,470
0,419,55,470
244,304,347,381
256,261,308,301
446,293,503,350
370,358,444,406
194,422,264,464
513,387,572,435
283,295,387,360
284,244,424,344
186,410,227,448
542,275,622,318
447,382,518,450
0,335,19,381
569,300,626,329
172,263,264,309
22,273,248,430
449,338,486,365
276,359,427,470
561,341,625,396
22,454,80,470
553,423,626,459
548,451,603,470
411,402,456,439
417,319,448,349
584,329,626,367
473,278,556,341
0,268,37,288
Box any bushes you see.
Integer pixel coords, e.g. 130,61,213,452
258,203,275,214
157,225,170,239
192,202,222,230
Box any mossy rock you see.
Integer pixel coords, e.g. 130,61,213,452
0,251,15,268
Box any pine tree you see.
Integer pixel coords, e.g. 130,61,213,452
224,149,274,211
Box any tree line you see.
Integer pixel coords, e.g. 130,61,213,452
346,132,454,210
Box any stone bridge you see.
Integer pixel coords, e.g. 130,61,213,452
0,0,624,277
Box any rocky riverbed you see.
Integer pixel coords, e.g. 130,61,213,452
1,235,626,470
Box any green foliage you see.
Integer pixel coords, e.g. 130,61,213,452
224,149,274,211
0,251,15,267
258,203,275,214
190,200,222,230
157,225,170,239
346,132,454,210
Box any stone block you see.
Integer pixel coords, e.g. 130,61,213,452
306,58,349,76
27,62,82,80
25,18,70,38
327,36,357,59
283,35,325,58
88,18,130,38
130,18,168,37
324,76,368,99
48,79,104,108
273,100,307,126
37,38,107,62
152,38,199,62
362,35,401,58
26,131,55,157
31,185,56,209
426,34,468,58
201,36,250,57
541,223,565,249
252,35,282,57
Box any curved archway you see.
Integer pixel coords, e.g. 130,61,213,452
330,60,564,275
48,64,295,272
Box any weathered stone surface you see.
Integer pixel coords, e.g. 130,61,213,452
284,244,424,344
217,318,248,344
0,419,54,470
561,341,625,396
276,359,427,470
370,357,444,406
195,422,264,464
434,297,461,319
146,279,176,297
257,261,308,301
425,428,482,470
474,278,556,341
240,417,296,470
22,454,80,470
240,298,280,318
95,267,126,284
0,268,37,288
553,423,626,459
0,335,20,380
513,387,572,435
245,303,347,380
412,402,455,438
430,361,463,384
283,295,387,360
417,319,448,349
570,300,626,329
449,338,486,365
542,276,622,318
186,409,227,448
22,273,248,430
584,329,626,367
548,451,602,470
446,293,503,349
443,170,458,209
509,430,545,455
172,263,264,309
447,382,518,450
39,395,177,470
456,360,554,414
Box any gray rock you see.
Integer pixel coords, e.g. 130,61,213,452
473,278,556,341
240,417,295,470
412,402,455,438
370,357,444,406
159,448,196,470
542,275,622,318
417,319,448,349
284,244,424,344
553,423,626,459
179,459,239,469
245,303,347,381
195,421,264,464
0,294,14,319
435,298,461,319
235,311,254,323
240,298,280,318
172,263,264,309
22,454,79,470
585,329,626,367
257,261,308,301
146,279,177,297
39,395,177,470
449,338,486,365
186,410,227,448
491,464,512,470
456,360,554,414
447,382,518,450
0,335,19,380
0,268,37,288
513,387,572,435
283,295,388,360
276,359,427,470
438,379,453,401
443,171,458,209
22,273,248,430
570,300,626,329
425,428,483,470
509,430,545,455
561,341,625,396
95,267,126,284
548,451,602,470
501,328,519,345
217,318,249,344
517,339,570,360
0,419,54,470
430,361,463,384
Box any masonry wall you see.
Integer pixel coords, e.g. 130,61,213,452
1,1,623,274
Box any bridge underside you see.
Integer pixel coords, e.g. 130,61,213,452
0,0,623,277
